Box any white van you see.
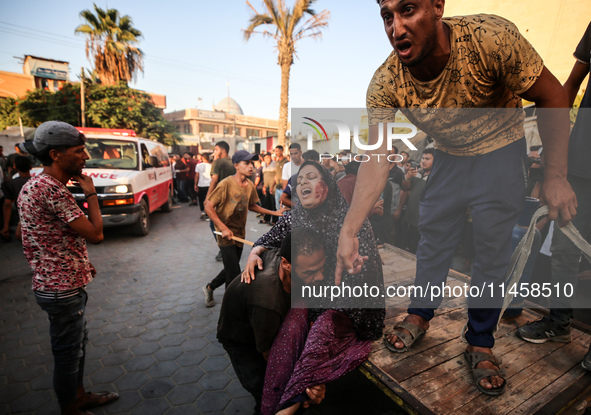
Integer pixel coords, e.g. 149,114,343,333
31,128,174,236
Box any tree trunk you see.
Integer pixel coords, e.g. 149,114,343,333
278,61,292,147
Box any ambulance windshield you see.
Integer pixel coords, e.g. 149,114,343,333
84,138,139,170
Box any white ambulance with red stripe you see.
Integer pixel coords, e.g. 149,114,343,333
59,128,173,236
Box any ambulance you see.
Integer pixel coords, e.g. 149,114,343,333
34,128,174,236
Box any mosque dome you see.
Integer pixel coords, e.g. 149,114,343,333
215,97,243,115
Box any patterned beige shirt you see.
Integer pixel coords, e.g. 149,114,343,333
367,14,543,156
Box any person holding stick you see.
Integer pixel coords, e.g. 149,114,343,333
202,150,286,307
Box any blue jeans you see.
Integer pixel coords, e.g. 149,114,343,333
35,289,88,406
549,175,591,325
176,179,188,202
275,188,283,211
408,139,526,348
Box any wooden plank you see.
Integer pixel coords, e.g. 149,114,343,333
424,331,587,415
403,323,540,413
401,320,530,399
470,334,589,415
529,368,591,415
366,245,591,415
424,333,581,414
360,362,434,415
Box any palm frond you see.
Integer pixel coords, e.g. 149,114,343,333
242,0,329,146
75,3,144,85
293,9,330,42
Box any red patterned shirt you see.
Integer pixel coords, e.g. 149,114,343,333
18,173,92,291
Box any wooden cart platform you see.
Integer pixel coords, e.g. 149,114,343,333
361,245,591,415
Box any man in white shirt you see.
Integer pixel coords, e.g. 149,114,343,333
281,143,304,190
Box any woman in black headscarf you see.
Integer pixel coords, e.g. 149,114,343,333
244,160,385,339
242,161,385,414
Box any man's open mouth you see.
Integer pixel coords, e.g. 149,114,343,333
395,40,412,56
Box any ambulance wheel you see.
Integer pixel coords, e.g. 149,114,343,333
161,187,173,212
132,199,150,236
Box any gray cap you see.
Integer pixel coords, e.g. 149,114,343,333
232,150,259,164
19,121,85,155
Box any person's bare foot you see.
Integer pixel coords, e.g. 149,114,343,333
466,345,505,391
384,314,429,350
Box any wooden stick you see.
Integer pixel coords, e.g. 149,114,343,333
213,231,254,246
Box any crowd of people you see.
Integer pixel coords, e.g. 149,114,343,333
3,1,590,414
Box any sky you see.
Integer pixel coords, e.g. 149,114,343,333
0,0,388,120
0,1,588,122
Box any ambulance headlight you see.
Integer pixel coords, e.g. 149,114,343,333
104,184,131,194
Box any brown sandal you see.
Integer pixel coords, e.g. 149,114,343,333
463,351,506,396
383,321,426,353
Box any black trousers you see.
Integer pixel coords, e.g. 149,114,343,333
185,178,197,202
209,244,244,290
221,341,266,414
198,187,209,213
262,186,276,223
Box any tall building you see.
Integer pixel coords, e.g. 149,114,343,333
164,96,281,155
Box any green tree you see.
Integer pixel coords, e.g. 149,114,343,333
244,0,329,146
0,83,179,145
85,82,178,145
16,84,82,126
75,4,143,85
0,98,21,131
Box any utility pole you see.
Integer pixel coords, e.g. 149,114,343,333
80,67,86,127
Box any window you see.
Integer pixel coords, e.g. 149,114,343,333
199,123,217,133
223,126,241,135
246,128,260,137
183,124,192,134
84,138,138,170
144,141,168,166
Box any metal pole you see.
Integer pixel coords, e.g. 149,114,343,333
18,117,24,139
80,67,86,127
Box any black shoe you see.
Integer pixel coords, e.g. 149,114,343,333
215,251,223,262
517,316,571,343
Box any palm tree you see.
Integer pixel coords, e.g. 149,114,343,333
244,0,329,146
75,4,143,85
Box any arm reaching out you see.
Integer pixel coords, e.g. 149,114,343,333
519,67,577,226
336,124,389,284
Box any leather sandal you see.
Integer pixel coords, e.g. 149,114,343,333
463,351,506,396
383,321,426,353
